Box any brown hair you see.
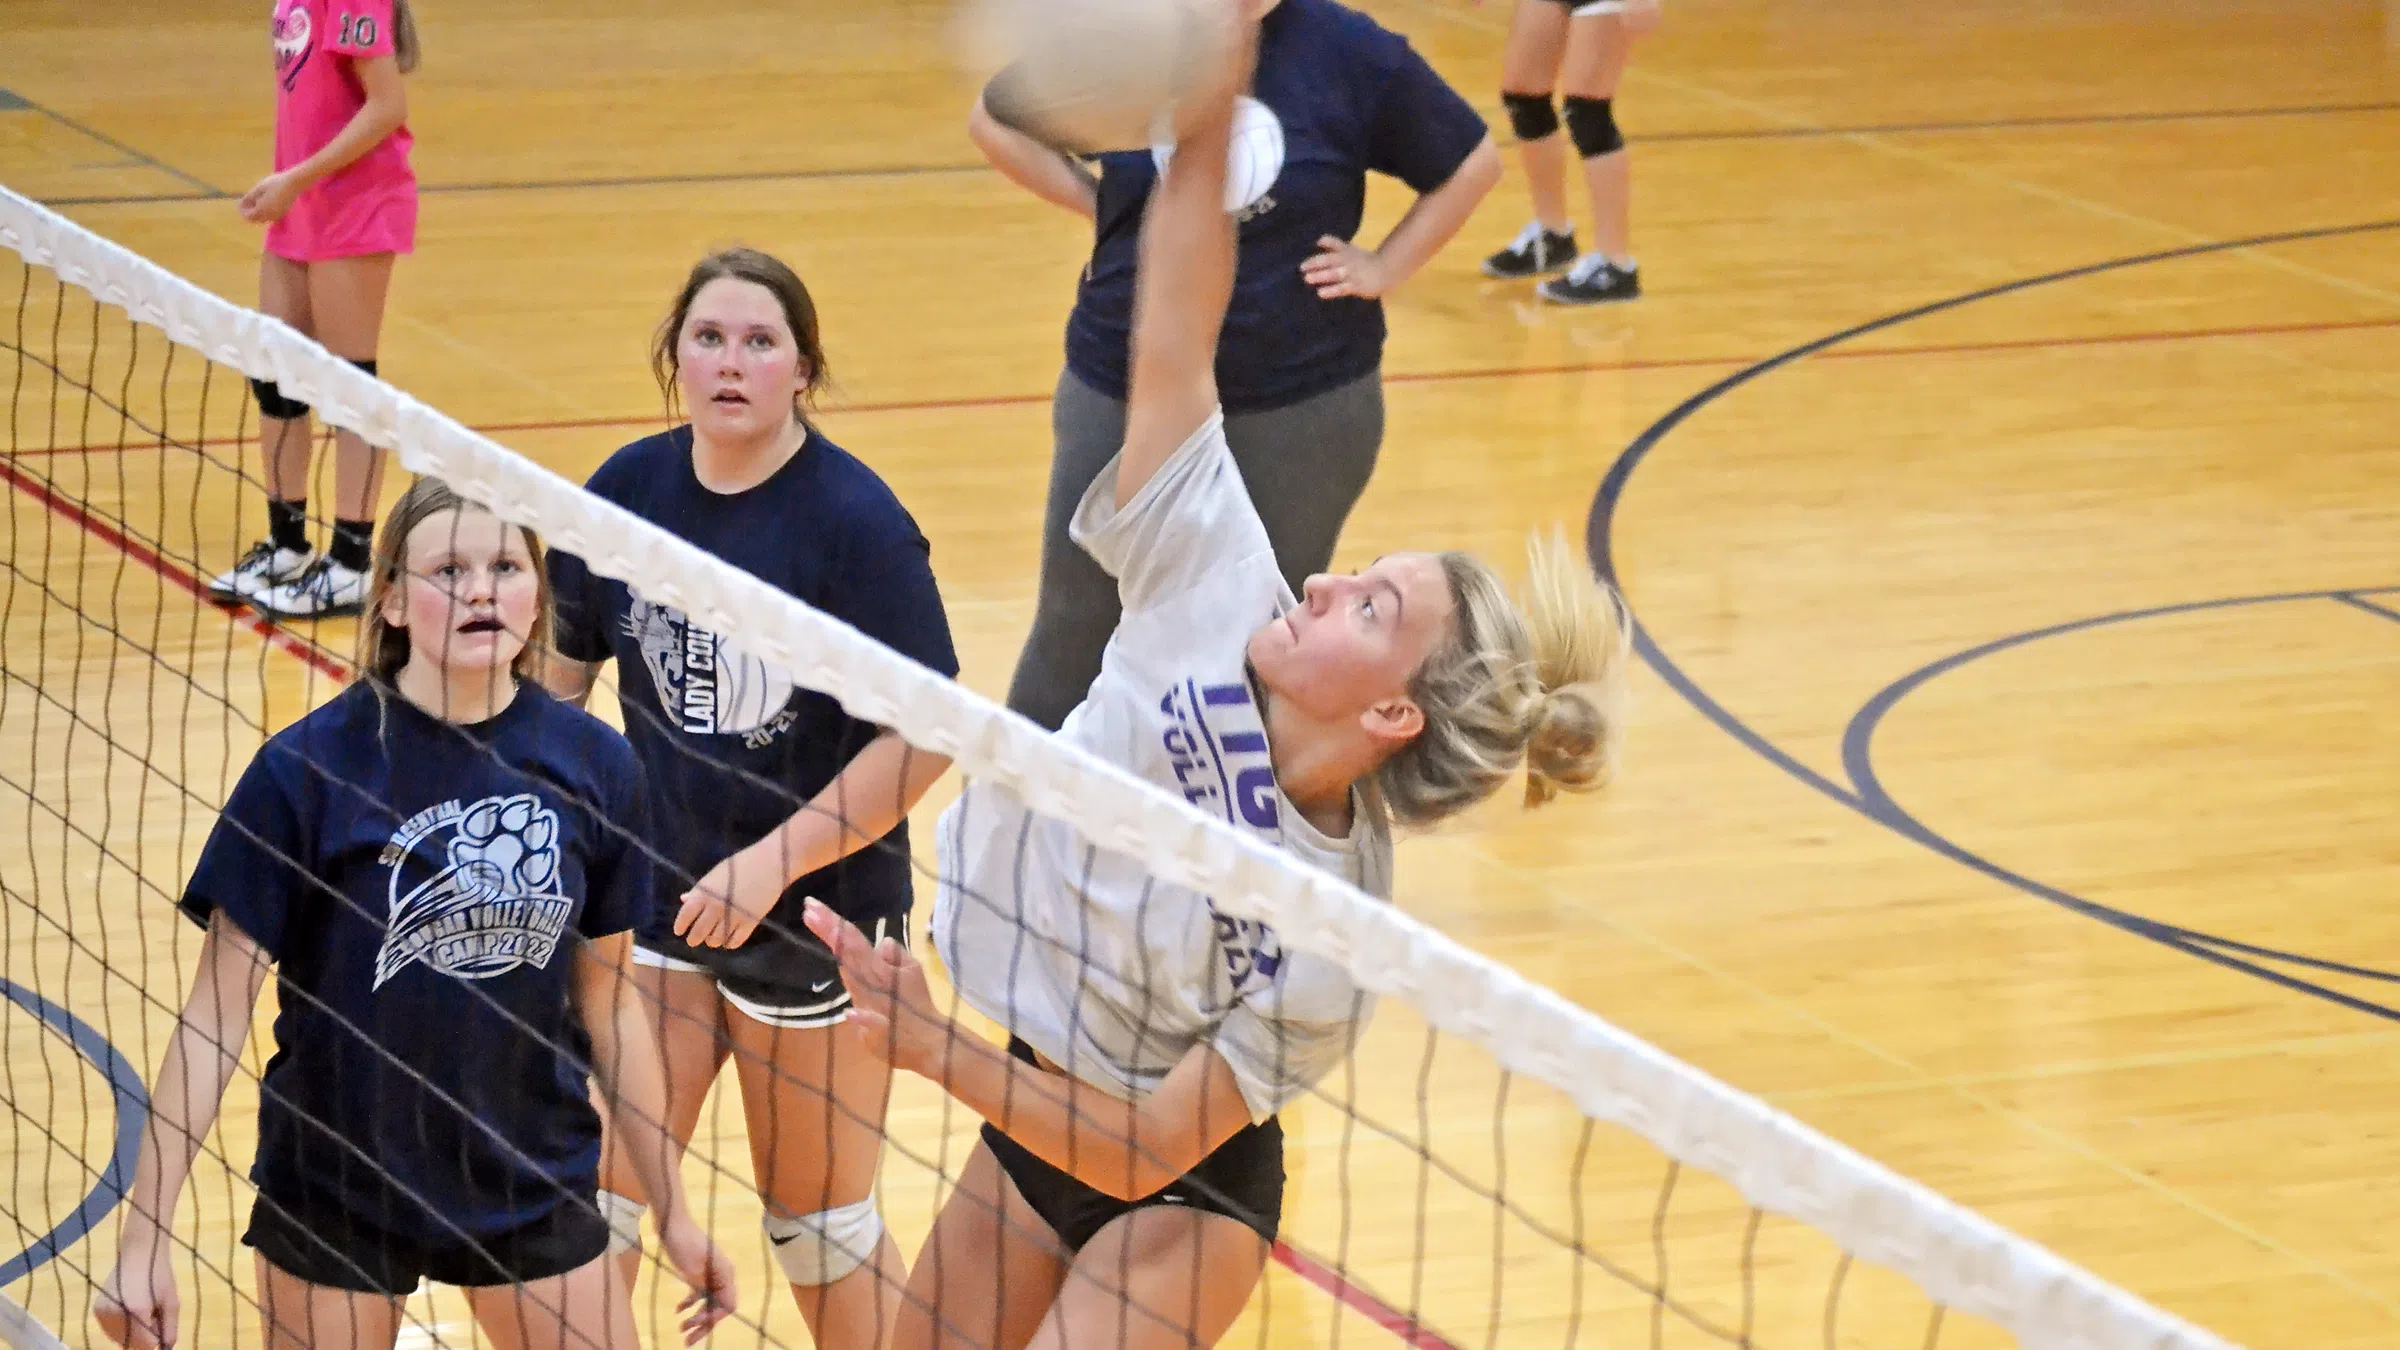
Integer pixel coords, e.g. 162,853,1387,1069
1369,531,1632,828
651,248,832,425
391,0,422,74
357,477,553,688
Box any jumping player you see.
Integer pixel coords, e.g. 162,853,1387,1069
809,10,1633,1349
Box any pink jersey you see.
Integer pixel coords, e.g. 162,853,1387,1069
266,0,417,262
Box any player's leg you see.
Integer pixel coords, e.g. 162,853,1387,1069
1028,1208,1269,1350
1221,371,1382,596
726,975,907,1347
1004,369,1132,732
254,1259,406,1350
893,1138,1073,1350
1540,8,1643,305
1483,0,1579,280
253,251,397,619
596,958,729,1284
211,253,318,603
463,1257,632,1350
248,1209,411,1350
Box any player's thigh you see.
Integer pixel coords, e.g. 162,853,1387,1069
727,1009,894,1213
303,253,397,361
1031,1207,1268,1350
254,1252,404,1350
464,1256,632,1350
599,963,727,1201
1561,11,1633,100
1500,0,1572,91
898,1139,1071,1350
258,254,314,335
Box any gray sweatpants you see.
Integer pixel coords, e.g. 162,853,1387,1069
1004,367,1386,731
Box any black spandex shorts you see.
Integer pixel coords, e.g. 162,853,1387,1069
636,890,909,1029
980,1038,1284,1253
245,1194,606,1297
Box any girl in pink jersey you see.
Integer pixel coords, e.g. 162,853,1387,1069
208,0,421,622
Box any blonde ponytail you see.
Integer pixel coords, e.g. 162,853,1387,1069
1369,530,1631,828
1516,530,1630,806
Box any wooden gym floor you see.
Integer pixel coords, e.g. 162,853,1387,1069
3,0,2397,1346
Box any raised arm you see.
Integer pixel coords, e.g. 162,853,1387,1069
968,87,1102,220
1114,11,1258,509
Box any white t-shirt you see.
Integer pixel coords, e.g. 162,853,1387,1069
932,412,1390,1124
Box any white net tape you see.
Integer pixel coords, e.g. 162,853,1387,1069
0,184,2238,1350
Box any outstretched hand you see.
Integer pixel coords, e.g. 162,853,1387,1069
802,899,945,1078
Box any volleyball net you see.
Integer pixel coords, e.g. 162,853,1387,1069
0,186,2239,1350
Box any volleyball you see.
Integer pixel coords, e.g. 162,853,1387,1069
963,0,1237,154
1152,95,1284,211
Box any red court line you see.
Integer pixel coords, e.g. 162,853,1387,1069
0,456,353,682
457,311,2400,437
1273,1241,1463,1350
10,311,2397,459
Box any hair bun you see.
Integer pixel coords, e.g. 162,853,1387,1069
1522,682,1612,807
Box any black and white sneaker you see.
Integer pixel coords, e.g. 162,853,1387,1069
1482,222,1579,279
206,541,314,605
1539,255,1642,306
250,558,368,620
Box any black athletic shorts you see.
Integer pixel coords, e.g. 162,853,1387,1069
981,1039,1284,1253
636,888,910,1029
245,1194,607,1297
1541,0,1630,12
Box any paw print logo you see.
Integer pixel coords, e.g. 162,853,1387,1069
373,791,573,988
451,793,561,900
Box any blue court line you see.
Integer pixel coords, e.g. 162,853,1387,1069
9,94,220,196
0,90,33,113
34,191,228,208
0,979,148,1288
1632,98,2400,145
1838,590,2400,1015
38,98,2400,210
2334,591,2400,625
1585,215,2400,1024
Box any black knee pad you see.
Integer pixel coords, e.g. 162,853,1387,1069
1563,95,1624,158
1501,90,1560,143
250,377,310,421
347,357,379,379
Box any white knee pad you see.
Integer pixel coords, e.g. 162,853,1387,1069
764,1196,884,1287
597,1190,646,1258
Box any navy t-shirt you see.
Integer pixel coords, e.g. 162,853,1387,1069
548,426,960,937
179,682,651,1241
1062,0,1489,414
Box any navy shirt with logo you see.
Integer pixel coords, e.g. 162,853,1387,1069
547,425,960,939
1062,0,1490,414
179,682,651,1241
